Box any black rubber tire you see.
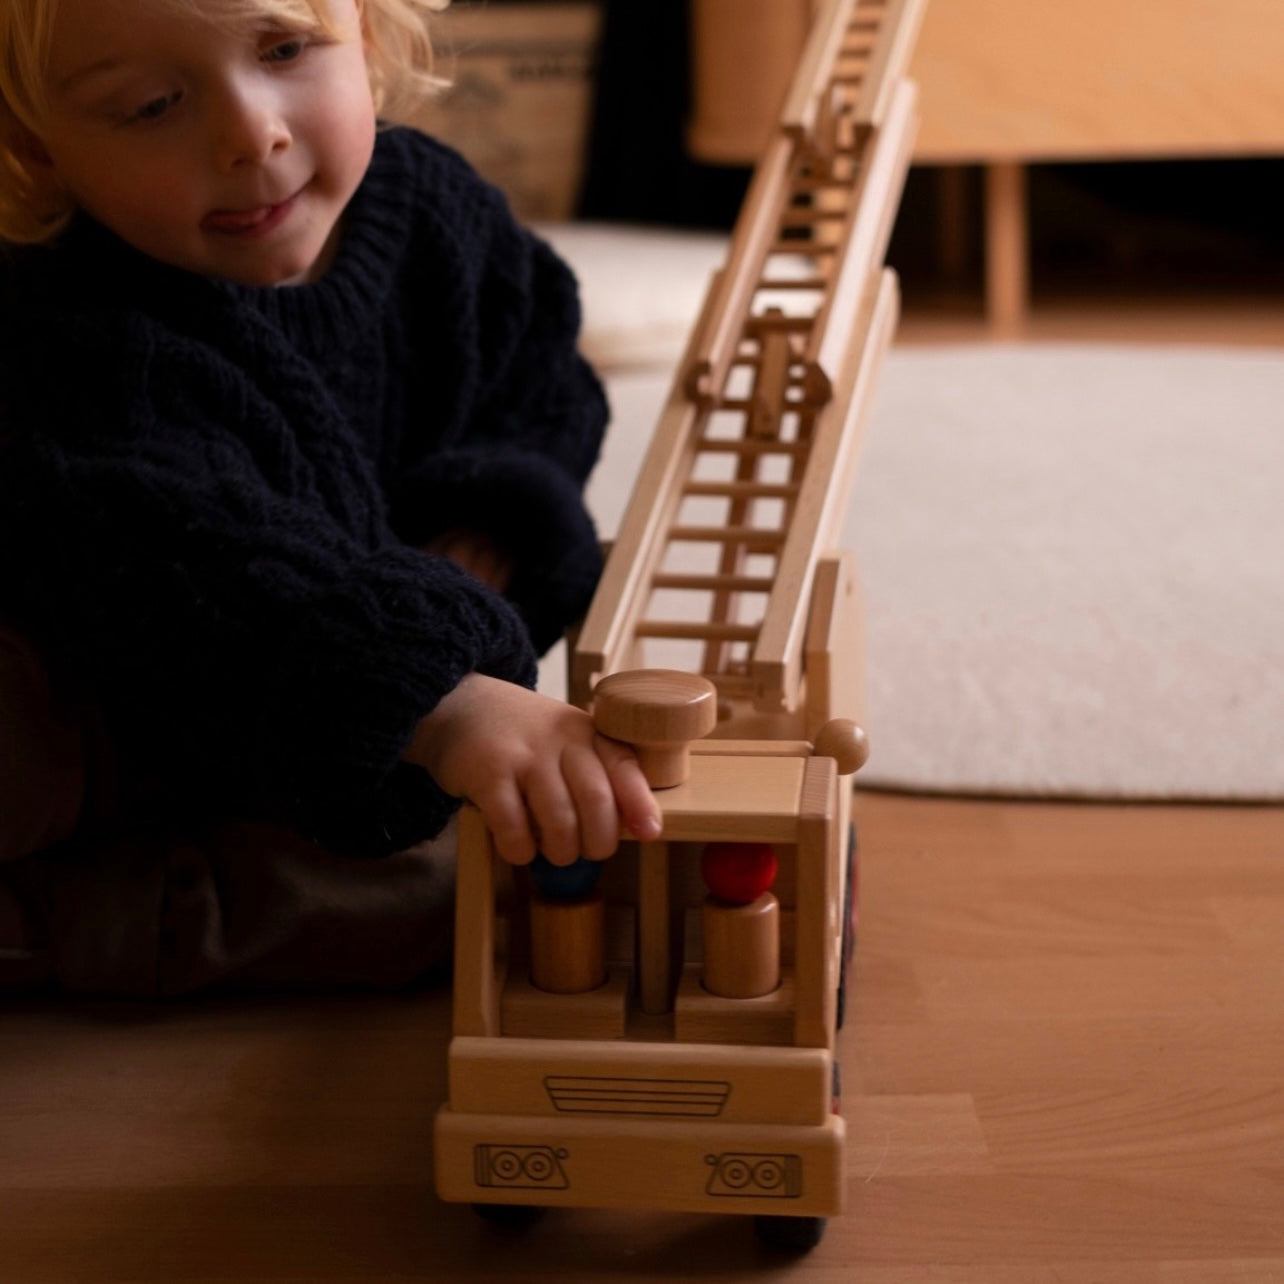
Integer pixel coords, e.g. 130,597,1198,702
470,1202,547,1230
836,821,858,1030
753,1213,827,1253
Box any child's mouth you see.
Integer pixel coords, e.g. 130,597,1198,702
202,195,297,237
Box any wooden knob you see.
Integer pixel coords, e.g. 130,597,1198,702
592,670,718,788
812,718,870,775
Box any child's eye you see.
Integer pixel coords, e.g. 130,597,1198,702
263,37,310,64
128,91,182,124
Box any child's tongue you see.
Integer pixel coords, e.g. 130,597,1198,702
205,206,270,233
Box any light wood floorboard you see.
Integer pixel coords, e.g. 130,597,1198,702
2,792,1282,1280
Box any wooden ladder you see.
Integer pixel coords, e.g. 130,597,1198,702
571,0,926,720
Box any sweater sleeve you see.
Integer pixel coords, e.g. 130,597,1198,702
0,317,538,858
386,138,610,654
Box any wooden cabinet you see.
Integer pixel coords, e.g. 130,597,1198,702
688,0,1284,328
912,0,1284,163
911,0,1284,327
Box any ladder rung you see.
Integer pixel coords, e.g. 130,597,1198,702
682,480,799,500
669,525,786,549
652,572,776,593
770,240,838,258
636,620,761,643
695,438,809,457
759,276,829,291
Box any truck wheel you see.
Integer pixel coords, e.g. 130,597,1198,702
836,821,858,1029
753,1214,827,1253
470,1203,546,1229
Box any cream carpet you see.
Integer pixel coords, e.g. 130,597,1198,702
537,227,1284,800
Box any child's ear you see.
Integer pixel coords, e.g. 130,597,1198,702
6,118,54,171
8,125,68,208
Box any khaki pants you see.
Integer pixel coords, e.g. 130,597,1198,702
0,629,456,997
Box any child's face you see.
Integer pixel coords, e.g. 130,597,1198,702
36,0,376,285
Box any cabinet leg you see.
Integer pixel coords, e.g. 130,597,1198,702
936,164,970,282
984,161,1029,334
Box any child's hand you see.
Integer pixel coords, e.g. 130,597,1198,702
407,674,662,865
420,529,514,592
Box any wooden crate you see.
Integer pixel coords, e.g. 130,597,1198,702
416,2,603,222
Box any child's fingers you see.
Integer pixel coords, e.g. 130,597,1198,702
474,777,538,866
561,742,623,861
523,763,582,866
594,733,662,842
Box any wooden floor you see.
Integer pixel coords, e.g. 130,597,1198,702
3,292,1281,1280
2,793,1282,1281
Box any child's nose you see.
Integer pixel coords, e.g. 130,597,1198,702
211,85,291,171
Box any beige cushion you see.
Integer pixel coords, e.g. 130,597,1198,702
536,222,729,372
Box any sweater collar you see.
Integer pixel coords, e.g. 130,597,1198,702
217,129,416,350
46,129,416,350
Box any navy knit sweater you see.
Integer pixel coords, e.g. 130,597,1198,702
0,128,608,856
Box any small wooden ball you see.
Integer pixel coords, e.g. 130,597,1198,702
701,842,778,905
812,718,870,775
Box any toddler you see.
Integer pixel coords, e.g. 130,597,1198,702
0,0,659,995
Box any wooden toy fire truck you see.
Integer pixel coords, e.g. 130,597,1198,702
434,0,925,1251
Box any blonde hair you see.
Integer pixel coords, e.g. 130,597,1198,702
0,0,450,244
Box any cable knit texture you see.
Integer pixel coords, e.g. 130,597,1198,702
0,128,608,857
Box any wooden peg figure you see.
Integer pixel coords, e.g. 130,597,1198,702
700,842,781,999
528,855,606,994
